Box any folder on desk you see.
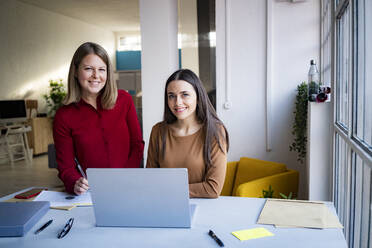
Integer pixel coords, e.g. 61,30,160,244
257,199,343,229
0,201,50,237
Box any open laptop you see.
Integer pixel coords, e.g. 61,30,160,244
87,168,197,228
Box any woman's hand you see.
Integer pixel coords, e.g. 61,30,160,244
74,177,89,195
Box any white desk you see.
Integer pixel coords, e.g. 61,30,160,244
0,189,347,248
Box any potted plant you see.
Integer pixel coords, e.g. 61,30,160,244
43,79,66,117
289,82,308,164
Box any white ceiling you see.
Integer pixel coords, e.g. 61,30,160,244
19,0,140,32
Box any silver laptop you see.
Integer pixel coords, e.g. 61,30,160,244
87,168,197,228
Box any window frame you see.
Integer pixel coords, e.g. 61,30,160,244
330,0,372,246
352,0,372,154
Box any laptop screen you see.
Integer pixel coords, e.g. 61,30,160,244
87,168,196,228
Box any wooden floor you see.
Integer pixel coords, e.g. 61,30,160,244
0,155,62,198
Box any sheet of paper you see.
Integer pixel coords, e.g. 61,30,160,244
257,199,343,229
33,190,92,207
232,228,274,241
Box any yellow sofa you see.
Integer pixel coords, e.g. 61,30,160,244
220,157,299,198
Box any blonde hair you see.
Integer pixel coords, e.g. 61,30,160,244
64,42,117,109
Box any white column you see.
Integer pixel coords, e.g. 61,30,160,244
179,0,199,75
307,102,332,201
140,0,179,163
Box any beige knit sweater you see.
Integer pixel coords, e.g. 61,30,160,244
146,122,227,198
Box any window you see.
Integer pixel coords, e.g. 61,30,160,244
354,0,372,152
334,133,350,232
326,0,372,247
353,153,371,247
320,0,332,86
335,3,350,130
117,35,141,51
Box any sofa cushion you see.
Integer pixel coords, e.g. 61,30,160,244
232,157,287,196
220,161,238,196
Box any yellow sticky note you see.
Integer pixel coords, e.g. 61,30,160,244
50,206,76,211
232,227,274,241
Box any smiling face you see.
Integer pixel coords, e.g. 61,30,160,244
77,54,107,99
167,80,198,122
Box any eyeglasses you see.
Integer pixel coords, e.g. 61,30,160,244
57,218,74,239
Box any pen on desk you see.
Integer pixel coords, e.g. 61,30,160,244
208,230,224,247
74,157,87,179
35,219,53,234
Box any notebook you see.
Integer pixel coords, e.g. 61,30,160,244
87,168,197,228
0,201,50,237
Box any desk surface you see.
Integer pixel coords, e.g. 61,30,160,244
0,188,347,248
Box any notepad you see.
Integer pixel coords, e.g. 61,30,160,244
33,191,92,208
232,227,274,241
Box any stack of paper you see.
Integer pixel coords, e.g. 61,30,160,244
33,191,92,210
257,199,343,229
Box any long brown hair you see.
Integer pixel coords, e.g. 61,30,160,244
161,69,229,168
64,42,117,109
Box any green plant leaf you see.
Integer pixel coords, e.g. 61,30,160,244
262,185,274,198
279,193,287,199
44,79,67,117
279,192,296,200
289,82,308,164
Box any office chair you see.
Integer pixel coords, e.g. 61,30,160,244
1,125,32,166
47,144,58,169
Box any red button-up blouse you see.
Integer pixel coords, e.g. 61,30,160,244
53,90,144,193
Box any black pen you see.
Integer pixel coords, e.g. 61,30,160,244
208,230,224,247
74,158,87,179
35,219,53,234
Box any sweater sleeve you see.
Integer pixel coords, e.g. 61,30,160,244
189,135,227,198
124,94,144,168
53,109,81,194
146,124,160,168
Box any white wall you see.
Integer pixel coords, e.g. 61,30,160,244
0,0,115,113
216,0,320,199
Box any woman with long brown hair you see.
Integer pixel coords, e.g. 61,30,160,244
146,69,229,198
54,42,144,195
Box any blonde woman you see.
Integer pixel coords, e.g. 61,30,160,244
54,42,144,195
